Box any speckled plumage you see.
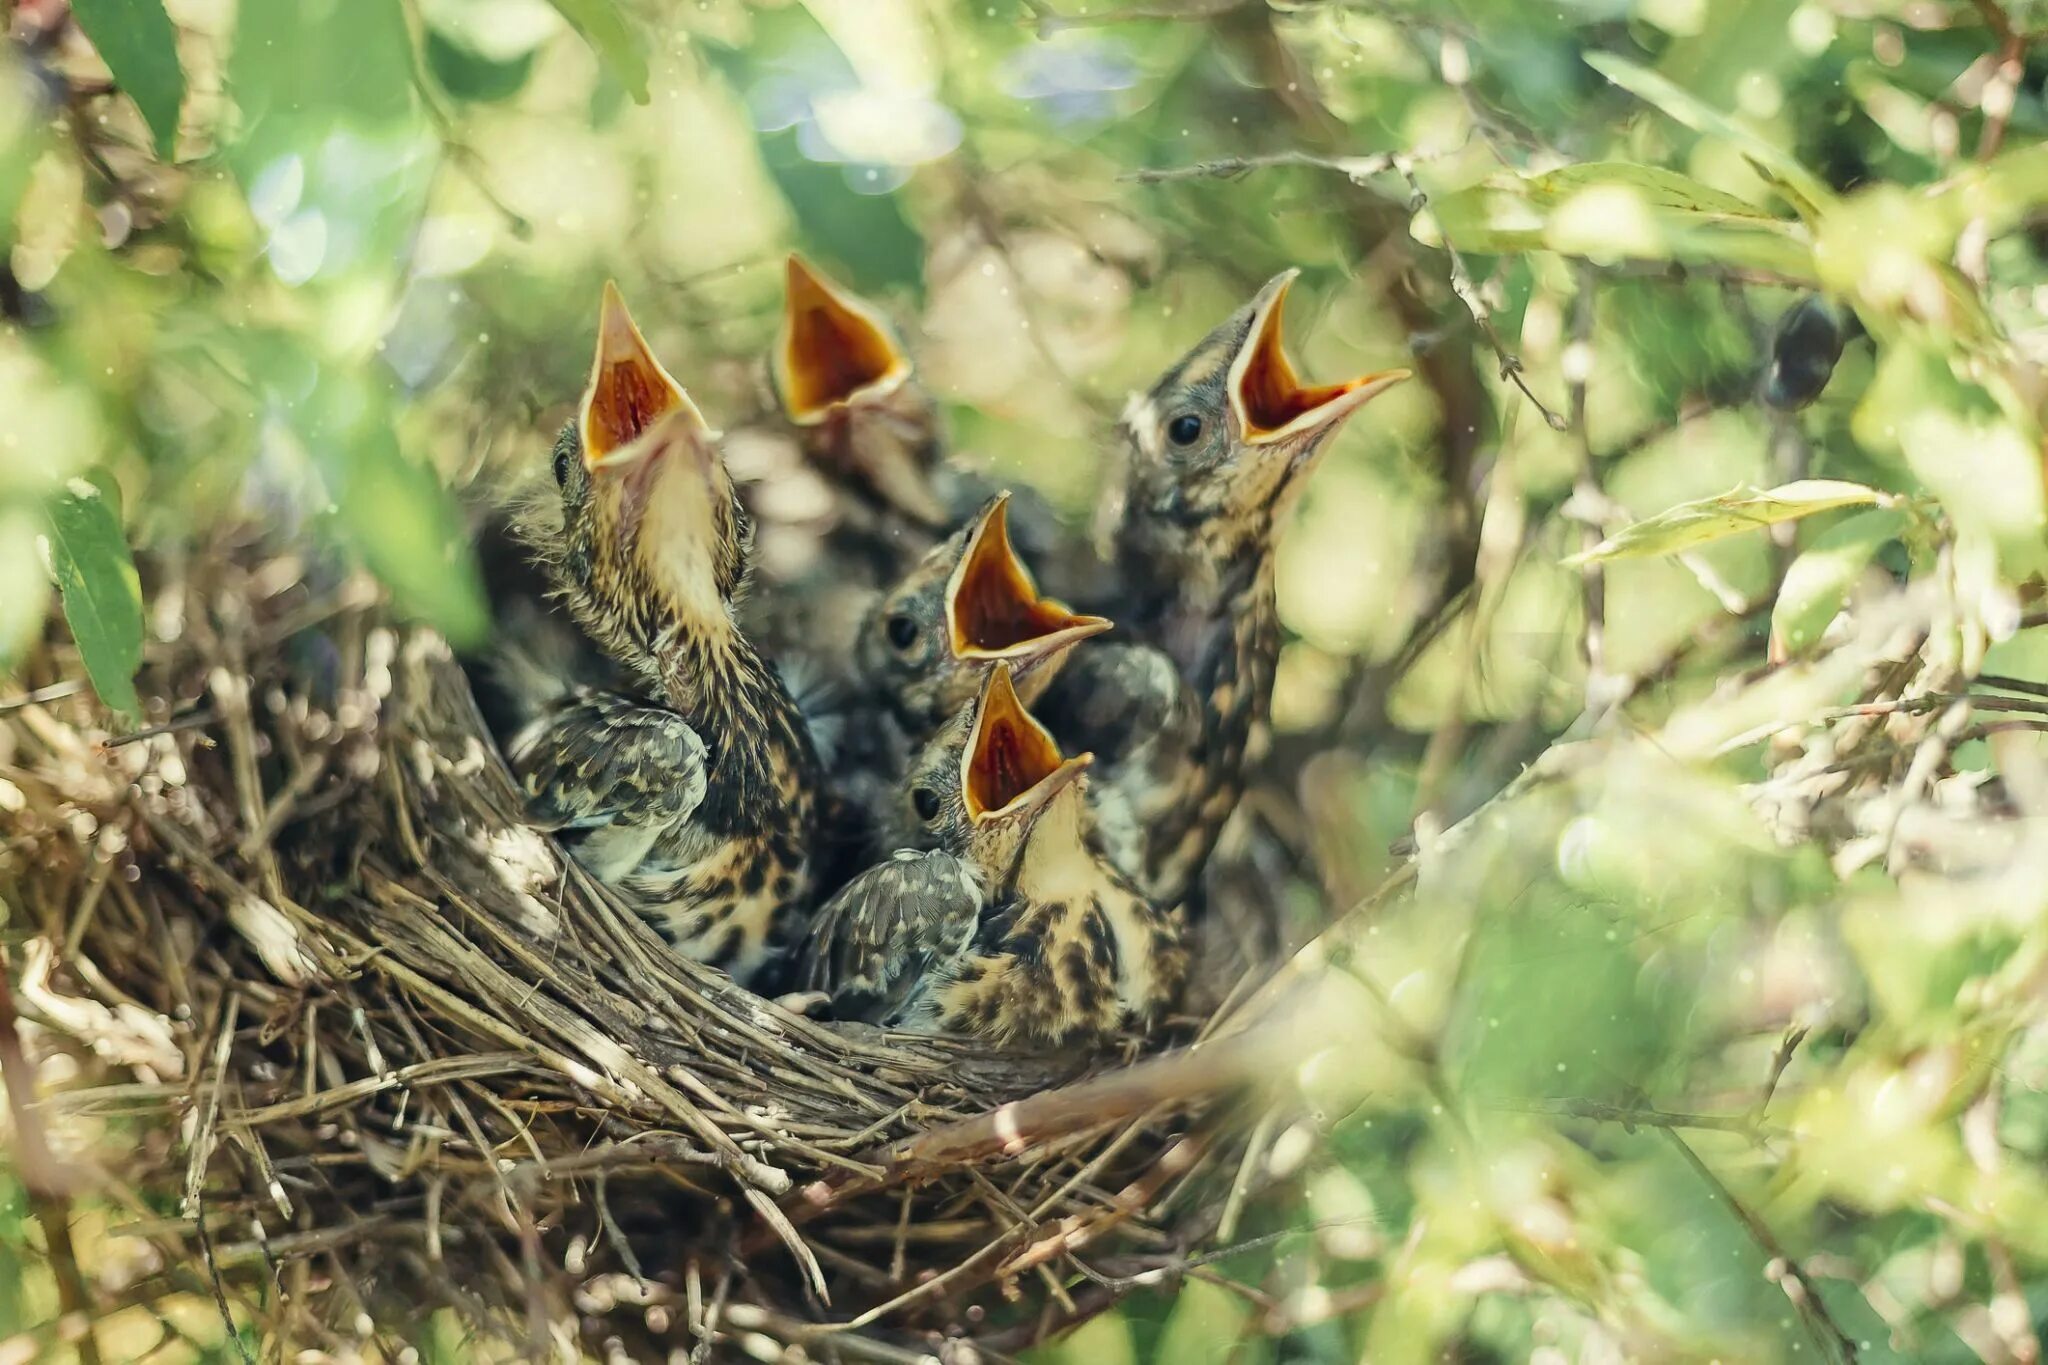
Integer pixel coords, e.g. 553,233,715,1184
805,666,1185,1047
919,738,1188,1048
509,288,820,981
1048,271,1409,910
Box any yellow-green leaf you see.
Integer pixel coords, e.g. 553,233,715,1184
1418,162,1815,280
40,477,144,717
1770,507,1907,657
70,0,185,160
1568,480,1884,565
547,0,649,104
1585,52,1835,219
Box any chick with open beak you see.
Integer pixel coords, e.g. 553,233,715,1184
856,491,1109,741
803,665,1184,1045
772,253,950,534
1047,270,1411,910
508,284,820,981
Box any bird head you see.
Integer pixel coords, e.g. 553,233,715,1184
555,283,752,670
858,491,1109,732
771,253,947,526
959,663,1092,876
1115,270,1409,573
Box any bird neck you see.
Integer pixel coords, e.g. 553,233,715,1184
1014,789,1097,899
650,623,817,837
1116,527,1280,709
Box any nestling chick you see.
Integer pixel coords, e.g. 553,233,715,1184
509,284,820,981
857,490,1109,743
773,252,950,534
806,666,1185,1046
1049,270,1410,909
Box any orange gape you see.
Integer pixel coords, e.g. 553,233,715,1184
786,303,898,414
1237,295,1363,437
587,358,674,455
950,502,1091,652
965,671,1065,818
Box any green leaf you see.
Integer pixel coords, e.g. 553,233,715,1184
1418,162,1816,280
546,0,649,105
69,0,185,160
1770,507,1907,657
286,369,489,647
1585,52,1836,219
1568,480,1884,565
424,29,537,105
40,477,144,717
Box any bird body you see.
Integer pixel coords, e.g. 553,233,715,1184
1047,271,1410,910
805,665,1184,1047
508,286,819,980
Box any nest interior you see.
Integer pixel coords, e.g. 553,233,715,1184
0,543,1298,1358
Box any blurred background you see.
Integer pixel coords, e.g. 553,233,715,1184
2,0,2047,1359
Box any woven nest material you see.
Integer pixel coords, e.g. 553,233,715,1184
2,540,1301,1359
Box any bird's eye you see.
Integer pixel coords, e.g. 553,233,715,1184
1166,413,1204,446
552,445,573,488
885,614,920,651
911,787,941,823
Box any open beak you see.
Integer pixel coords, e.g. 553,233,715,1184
580,281,709,473
945,493,1111,671
775,253,913,425
1227,270,1410,447
961,664,1093,825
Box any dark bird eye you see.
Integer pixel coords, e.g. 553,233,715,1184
885,614,920,651
1167,413,1204,446
912,787,941,823
552,445,573,488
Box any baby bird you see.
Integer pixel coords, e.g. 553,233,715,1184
772,252,950,537
807,666,1185,1047
1048,270,1410,909
509,284,820,981
857,490,1108,743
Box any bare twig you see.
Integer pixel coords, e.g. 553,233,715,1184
1565,266,1612,717
1968,0,2026,159
1755,1025,1809,1120
1127,146,1570,431
1663,1129,1859,1364
1505,1097,1777,1139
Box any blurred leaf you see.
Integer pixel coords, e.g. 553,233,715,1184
69,0,185,159
1585,52,1836,218
39,476,143,717
1153,1275,1258,1365
1770,507,1906,657
0,510,52,673
756,127,925,293
1419,162,1816,279
424,30,537,105
1854,340,2048,579
288,370,488,646
545,0,649,105
1569,481,1885,565
225,0,431,279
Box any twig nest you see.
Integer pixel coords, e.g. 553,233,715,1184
7,549,1276,1356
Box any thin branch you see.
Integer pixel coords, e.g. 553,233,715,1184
1505,1097,1777,1139
1399,163,1570,432
1019,0,1246,35
1127,146,1570,431
1755,1025,1808,1121
1969,0,2025,159
1663,1129,1859,1364
1565,265,1612,716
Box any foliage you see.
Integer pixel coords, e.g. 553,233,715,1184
0,0,2044,1361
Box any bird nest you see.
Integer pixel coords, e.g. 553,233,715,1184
2,537,1297,1359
